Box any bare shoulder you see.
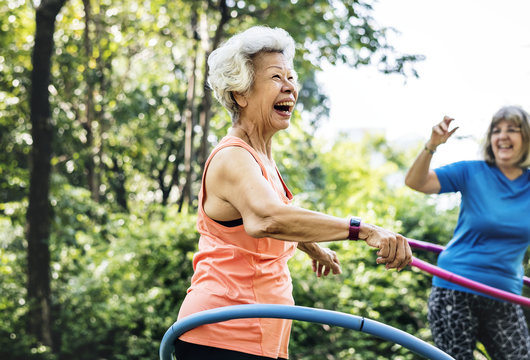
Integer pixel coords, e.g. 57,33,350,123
205,146,263,197
203,145,269,220
208,146,261,179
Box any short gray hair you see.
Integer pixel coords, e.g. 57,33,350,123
207,26,296,123
483,105,530,168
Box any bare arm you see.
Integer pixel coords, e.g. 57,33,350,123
405,153,441,194
205,147,412,270
405,116,458,194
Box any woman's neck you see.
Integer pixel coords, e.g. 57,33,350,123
496,163,523,180
229,124,274,160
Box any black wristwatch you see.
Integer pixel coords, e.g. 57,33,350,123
348,217,361,240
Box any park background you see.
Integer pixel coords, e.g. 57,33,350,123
1,0,529,359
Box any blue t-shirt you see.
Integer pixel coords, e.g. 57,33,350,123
433,160,530,297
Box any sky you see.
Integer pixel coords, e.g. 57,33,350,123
316,0,530,167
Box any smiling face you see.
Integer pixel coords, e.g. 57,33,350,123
236,51,298,134
490,119,523,167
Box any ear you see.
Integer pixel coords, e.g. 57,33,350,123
232,92,248,108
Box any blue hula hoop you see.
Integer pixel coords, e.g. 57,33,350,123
159,304,454,360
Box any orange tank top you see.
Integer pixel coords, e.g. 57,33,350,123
177,136,297,359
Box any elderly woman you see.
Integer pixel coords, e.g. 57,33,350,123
174,26,412,360
405,107,530,359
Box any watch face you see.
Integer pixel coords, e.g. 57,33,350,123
350,217,361,227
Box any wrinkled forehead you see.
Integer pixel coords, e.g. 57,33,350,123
251,51,294,72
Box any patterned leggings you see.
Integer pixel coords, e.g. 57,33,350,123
428,286,530,360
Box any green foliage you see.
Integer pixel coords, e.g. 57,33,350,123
3,0,422,209
48,183,198,360
0,204,48,360
1,175,199,359
1,132,463,360
290,246,433,360
4,0,517,359
284,134,458,359
0,0,33,203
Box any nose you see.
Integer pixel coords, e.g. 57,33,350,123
282,79,295,93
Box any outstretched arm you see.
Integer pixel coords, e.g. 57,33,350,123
205,146,412,271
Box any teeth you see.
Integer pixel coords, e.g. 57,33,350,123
276,101,294,106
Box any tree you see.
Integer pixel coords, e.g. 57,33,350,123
188,0,423,208
286,135,459,359
0,1,34,205
177,3,200,211
81,0,99,202
25,0,422,212
1,1,438,358
27,0,67,349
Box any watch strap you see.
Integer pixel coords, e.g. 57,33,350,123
348,217,361,240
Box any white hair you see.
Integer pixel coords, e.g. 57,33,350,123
207,26,296,123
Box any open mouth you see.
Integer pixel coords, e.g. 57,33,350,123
274,101,295,114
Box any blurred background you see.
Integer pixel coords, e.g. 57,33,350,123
1,0,528,359
318,0,530,168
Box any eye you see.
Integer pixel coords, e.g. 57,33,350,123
492,128,501,134
507,127,521,133
272,74,281,79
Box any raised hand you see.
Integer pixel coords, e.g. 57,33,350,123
427,116,459,150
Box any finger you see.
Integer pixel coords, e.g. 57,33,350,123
397,236,413,271
324,266,331,276
317,263,324,277
387,235,406,270
312,259,317,273
384,235,398,268
332,263,342,275
398,239,413,271
448,126,459,137
330,254,342,274
442,115,454,124
380,235,391,257
432,125,445,136
331,251,340,265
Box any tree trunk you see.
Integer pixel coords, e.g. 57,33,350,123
110,156,128,210
83,0,99,202
95,3,107,205
27,0,66,349
177,9,199,212
198,0,229,170
158,139,181,206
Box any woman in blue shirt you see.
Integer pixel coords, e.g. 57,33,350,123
405,106,530,359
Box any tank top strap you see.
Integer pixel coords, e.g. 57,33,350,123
199,136,271,205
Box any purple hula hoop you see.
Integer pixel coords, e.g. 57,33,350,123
407,239,530,307
407,238,530,287
410,257,530,308
407,238,445,254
